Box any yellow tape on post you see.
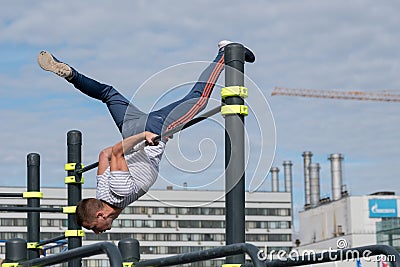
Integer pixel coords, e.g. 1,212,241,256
64,176,85,184
221,86,248,99
64,163,77,171
65,230,85,237
123,262,134,267
222,264,242,267
221,105,248,116
2,263,19,267
63,206,77,214
27,242,43,249
22,192,43,199
64,163,84,171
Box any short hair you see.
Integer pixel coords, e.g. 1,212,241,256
76,198,103,226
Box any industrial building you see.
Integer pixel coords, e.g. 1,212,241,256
296,152,400,267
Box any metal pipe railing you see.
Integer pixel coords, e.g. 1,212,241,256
18,242,123,267
0,193,24,198
0,206,63,212
37,234,66,247
135,243,263,267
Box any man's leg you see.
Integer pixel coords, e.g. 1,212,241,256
147,41,256,137
145,50,225,136
69,70,145,132
38,51,145,133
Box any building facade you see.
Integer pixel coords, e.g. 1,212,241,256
0,187,293,266
376,217,400,252
297,194,400,267
296,151,400,267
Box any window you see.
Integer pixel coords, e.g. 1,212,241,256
144,220,155,228
168,247,179,254
121,220,133,227
157,207,165,214
178,208,189,215
135,220,143,227
15,218,26,226
169,207,177,215
268,234,291,241
179,220,200,228
1,218,14,226
204,234,213,241
140,246,156,254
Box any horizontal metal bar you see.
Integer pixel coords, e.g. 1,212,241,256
37,234,66,247
0,193,24,198
136,243,263,267
154,105,222,142
18,241,123,267
0,206,64,213
75,162,99,174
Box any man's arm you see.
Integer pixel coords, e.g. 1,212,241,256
110,131,158,172
122,131,158,153
98,147,112,175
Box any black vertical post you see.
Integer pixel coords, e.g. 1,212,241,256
118,238,140,264
5,238,27,263
67,130,82,267
27,153,40,260
224,43,246,264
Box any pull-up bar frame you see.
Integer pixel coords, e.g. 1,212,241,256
224,43,246,264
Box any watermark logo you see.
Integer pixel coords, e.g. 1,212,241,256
336,238,348,249
257,239,396,263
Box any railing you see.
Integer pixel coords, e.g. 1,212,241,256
17,242,122,267
135,243,263,267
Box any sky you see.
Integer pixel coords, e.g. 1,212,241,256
1,1,400,231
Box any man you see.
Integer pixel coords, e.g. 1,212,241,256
38,41,255,234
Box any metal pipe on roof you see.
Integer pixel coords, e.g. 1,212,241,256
283,161,293,193
329,153,344,201
271,167,280,192
309,163,321,208
302,151,313,206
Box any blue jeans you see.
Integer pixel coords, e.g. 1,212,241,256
68,51,224,139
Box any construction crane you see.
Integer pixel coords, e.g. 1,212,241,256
271,87,400,102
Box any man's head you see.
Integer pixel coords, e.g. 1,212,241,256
76,198,118,234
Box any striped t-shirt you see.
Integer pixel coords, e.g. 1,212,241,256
96,141,165,209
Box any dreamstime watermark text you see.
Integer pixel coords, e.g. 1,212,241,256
257,239,397,263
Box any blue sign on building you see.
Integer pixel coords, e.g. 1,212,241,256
369,199,398,218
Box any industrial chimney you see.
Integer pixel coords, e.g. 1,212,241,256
309,163,321,208
271,167,279,192
302,151,313,206
328,153,344,201
283,160,293,193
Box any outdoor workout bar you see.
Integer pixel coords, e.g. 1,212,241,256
224,43,246,264
37,234,66,247
66,130,83,267
117,238,264,267
0,206,63,212
26,153,41,260
11,241,123,267
0,193,24,198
